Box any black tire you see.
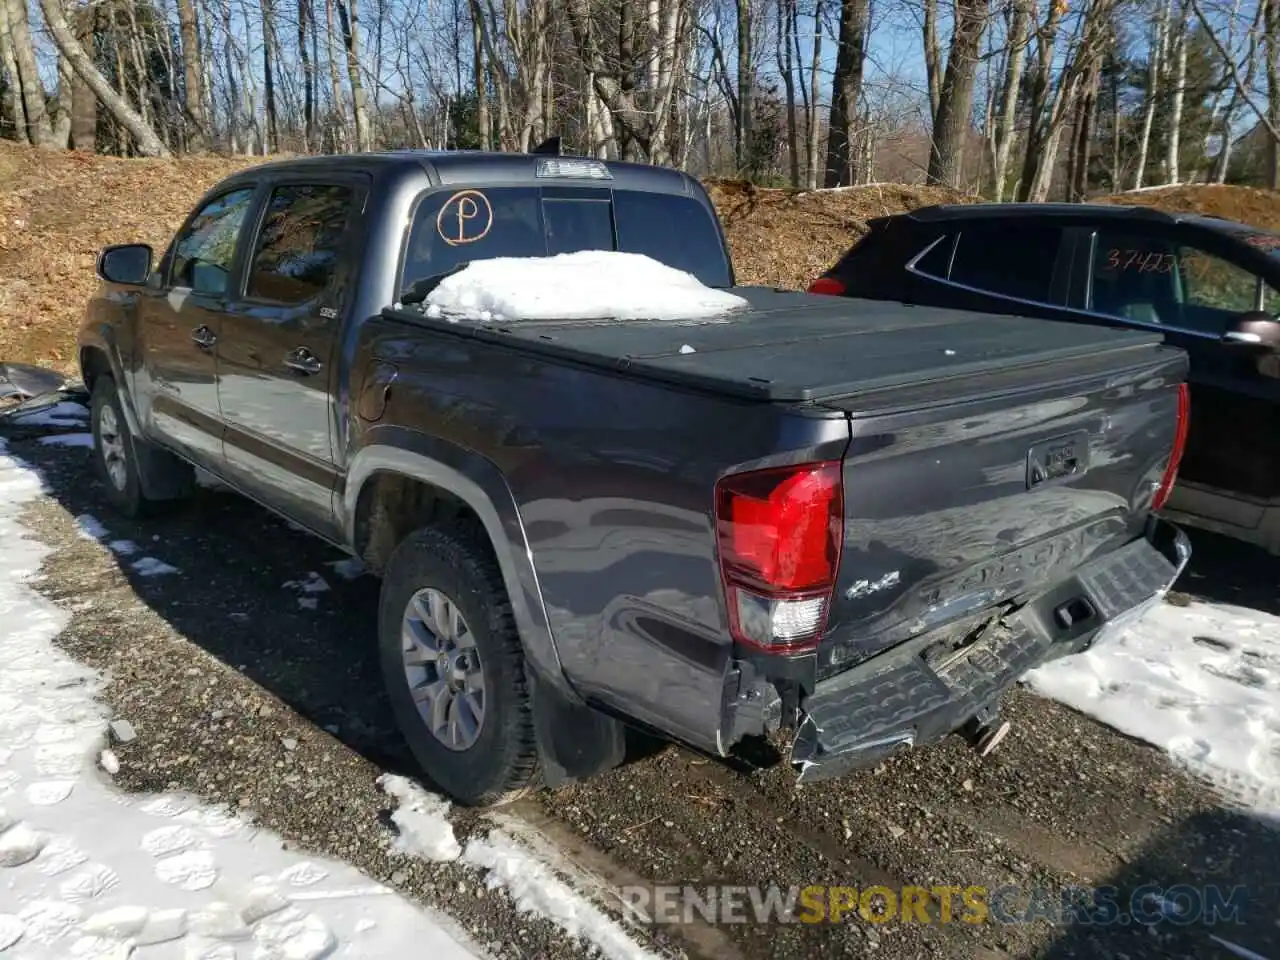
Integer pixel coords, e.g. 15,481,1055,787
377,519,541,806
89,375,147,517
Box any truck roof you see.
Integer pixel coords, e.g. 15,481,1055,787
386,287,1166,404
211,149,702,198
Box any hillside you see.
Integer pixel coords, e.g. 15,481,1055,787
3,141,1280,375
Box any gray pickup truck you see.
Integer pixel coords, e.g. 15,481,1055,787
77,149,1191,806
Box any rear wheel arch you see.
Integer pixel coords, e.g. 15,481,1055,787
344,441,573,700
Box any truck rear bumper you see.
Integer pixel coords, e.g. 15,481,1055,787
790,517,1190,784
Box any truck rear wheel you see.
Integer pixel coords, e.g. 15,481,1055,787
377,519,541,806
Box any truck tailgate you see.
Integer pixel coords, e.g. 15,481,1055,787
814,339,1188,678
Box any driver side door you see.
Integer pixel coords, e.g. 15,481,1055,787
136,185,258,466
1079,224,1280,500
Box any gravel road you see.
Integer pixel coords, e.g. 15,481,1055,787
7,430,1279,960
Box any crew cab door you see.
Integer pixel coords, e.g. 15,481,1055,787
136,186,257,465
1070,223,1280,500
215,178,365,540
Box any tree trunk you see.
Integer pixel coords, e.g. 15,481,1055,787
4,0,55,146
1213,90,1239,182
923,0,941,119
805,0,823,188
777,0,800,187
990,0,1031,200
1267,0,1280,187
1068,62,1099,200
53,53,72,146
824,0,870,186
69,3,97,151
928,0,990,187
1015,0,1067,200
36,0,169,156
1134,0,1169,189
336,0,372,150
735,0,753,172
470,0,490,149
177,0,206,150
0,1,20,141
298,0,315,148
324,0,348,149
1165,4,1188,184
261,0,279,151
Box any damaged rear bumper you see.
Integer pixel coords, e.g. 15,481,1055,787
790,516,1191,784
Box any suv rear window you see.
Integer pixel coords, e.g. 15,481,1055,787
402,187,731,294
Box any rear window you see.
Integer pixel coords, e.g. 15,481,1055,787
401,186,731,295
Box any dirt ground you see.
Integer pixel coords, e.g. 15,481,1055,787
7,140,1280,377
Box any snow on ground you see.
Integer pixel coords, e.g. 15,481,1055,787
3,402,89,430
1024,598,1280,816
37,434,93,449
0,437,486,960
378,775,660,960
422,251,748,323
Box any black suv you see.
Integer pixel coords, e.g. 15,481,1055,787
809,202,1280,554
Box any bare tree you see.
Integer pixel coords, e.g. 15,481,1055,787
37,0,170,155
2,0,56,146
825,0,870,186
928,0,991,187
988,0,1033,199
177,0,208,149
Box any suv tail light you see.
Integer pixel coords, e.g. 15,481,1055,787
714,461,844,653
1152,382,1190,511
806,276,847,296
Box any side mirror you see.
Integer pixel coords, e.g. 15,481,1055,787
97,244,153,286
1222,311,1280,350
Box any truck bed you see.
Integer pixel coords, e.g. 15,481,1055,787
385,286,1166,403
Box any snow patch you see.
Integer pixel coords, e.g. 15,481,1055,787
325,557,366,580
39,433,95,448
423,251,748,323
76,514,108,541
462,830,660,960
378,774,463,861
1024,598,1280,815
0,437,484,959
131,556,180,577
5,401,89,428
379,774,659,959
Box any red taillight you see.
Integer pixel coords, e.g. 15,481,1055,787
1152,382,1190,511
714,461,844,653
806,276,847,296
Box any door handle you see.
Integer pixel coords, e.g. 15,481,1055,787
191,325,217,348
284,347,322,375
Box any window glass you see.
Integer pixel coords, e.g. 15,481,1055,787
947,224,1064,303
911,234,954,278
544,199,614,255
1179,248,1260,314
1088,232,1180,326
403,187,735,294
170,188,255,295
247,184,353,304
1089,230,1278,334
403,187,546,292
611,190,732,287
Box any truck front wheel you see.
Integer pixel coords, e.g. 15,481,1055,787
377,519,541,806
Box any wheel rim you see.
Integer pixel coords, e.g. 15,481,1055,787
401,587,485,751
96,403,128,492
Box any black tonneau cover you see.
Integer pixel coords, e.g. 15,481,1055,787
384,286,1165,403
